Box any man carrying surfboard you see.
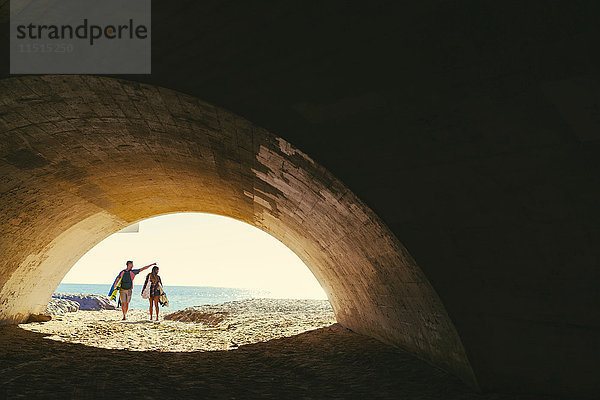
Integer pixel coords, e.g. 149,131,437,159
109,261,156,320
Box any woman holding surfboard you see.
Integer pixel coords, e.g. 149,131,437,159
142,265,164,320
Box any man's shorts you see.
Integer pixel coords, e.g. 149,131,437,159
119,288,132,304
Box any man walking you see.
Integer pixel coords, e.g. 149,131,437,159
110,260,156,320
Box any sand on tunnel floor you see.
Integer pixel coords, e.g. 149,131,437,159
21,299,336,352
0,299,559,399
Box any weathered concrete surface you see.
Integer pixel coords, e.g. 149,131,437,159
0,76,475,387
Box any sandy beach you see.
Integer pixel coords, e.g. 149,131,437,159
1,319,553,399
3,298,557,399
19,298,336,352
3,298,556,399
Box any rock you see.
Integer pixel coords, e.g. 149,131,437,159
164,309,229,326
52,293,116,311
27,313,52,323
46,298,80,315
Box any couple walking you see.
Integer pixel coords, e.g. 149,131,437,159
109,261,165,321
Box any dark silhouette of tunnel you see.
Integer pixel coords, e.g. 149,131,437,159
0,75,475,385
1,1,599,398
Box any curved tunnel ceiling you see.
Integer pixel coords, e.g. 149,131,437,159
0,75,476,386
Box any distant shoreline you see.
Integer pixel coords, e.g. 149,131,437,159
60,282,270,290
55,283,328,311
58,282,327,297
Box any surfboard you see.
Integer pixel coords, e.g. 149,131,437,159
108,273,122,301
158,283,169,307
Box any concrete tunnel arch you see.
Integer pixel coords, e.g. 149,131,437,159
0,75,476,387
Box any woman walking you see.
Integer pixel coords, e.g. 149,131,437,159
142,266,163,320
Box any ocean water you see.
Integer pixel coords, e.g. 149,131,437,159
56,283,271,311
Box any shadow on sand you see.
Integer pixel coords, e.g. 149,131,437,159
0,323,557,399
119,319,156,325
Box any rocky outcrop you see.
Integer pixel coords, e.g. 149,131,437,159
45,298,80,315
164,309,229,326
51,294,116,311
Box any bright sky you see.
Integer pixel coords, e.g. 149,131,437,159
62,213,327,299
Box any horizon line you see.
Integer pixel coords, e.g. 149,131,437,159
59,282,273,291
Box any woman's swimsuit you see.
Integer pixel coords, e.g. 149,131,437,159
144,275,162,298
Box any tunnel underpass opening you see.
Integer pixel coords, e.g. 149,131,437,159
61,212,330,303
20,212,337,352
0,75,476,388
